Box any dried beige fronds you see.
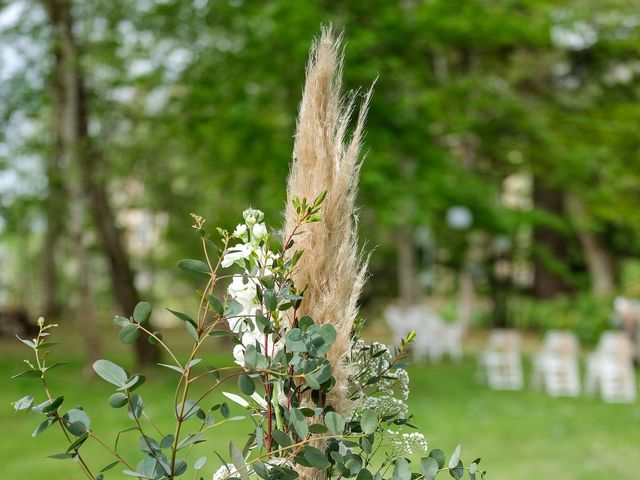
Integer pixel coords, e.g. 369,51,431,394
284,25,372,418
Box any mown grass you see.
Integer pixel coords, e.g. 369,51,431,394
1,327,639,480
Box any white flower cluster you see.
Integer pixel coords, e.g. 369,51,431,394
222,208,284,367
350,340,410,419
387,430,428,456
212,464,241,480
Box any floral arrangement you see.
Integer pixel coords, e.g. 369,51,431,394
11,27,484,480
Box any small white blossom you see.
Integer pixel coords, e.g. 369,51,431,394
252,222,268,241
387,430,428,456
221,244,252,268
227,276,258,309
233,223,248,241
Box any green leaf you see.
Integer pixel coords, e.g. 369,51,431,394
285,329,306,352
393,458,411,480
224,298,243,317
290,407,308,439
35,395,64,414
166,308,196,325
253,460,269,479
360,409,377,435
158,363,184,374
92,360,128,387
177,259,211,279
100,461,119,473
118,324,140,344
194,456,207,470
449,460,463,479
448,445,461,470
304,372,321,390
12,395,34,411
356,469,373,480
16,335,36,349
138,435,162,454
11,369,42,380
160,434,174,449
303,446,329,469
108,392,128,408
469,461,478,480
208,330,235,338
176,433,207,450
429,449,446,469
148,331,163,345
128,394,143,419
47,453,74,460
309,423,328,434
114,316,130,327
184,320,200,341
32,418,55,437
238,375,255,395
66,431,89,452
324,411,345,435
177,400,202,421
206,294,224,316
63,408,91,436
133,301,152,324
264,288,278,311
119,375,146,392
229,441,249,480
420,457,439,480
173,459,187,476
271,429,292,448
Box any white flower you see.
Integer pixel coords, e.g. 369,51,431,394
221,244,252,268
387,430,428,456
233,223,248,241
213,464,242,480
252,222,268,241
233,329,284,367
227,276,257,308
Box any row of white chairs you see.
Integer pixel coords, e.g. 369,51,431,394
479,329,637,403
385,304,464,363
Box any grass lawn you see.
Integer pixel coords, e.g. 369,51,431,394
1,328,639,479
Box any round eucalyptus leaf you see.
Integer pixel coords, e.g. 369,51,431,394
108,392,128,408
132,302,152,324
238,375,255,396
63,408,91,436
92,359,128,387
118,324,140,344
324,411,345,435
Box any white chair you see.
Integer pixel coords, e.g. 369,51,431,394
384,304,463,363
479,329,524,390
585,331,636,403
531,330,581,397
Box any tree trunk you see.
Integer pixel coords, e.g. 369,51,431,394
42,79,66,319
397,225,418,306
532,178,575,299
44,0,160,364
565,194,616,296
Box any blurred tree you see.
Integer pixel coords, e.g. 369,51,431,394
41,0,159,364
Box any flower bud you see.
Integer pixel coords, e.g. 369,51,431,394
252,222,268,241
